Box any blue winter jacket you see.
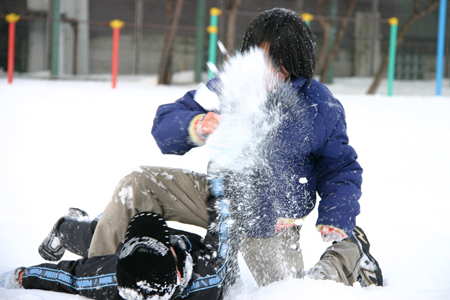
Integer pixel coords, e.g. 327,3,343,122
152,76,362,238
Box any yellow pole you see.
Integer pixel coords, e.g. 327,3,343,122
301,13,314,27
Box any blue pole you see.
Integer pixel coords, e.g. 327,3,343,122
436,0,447,96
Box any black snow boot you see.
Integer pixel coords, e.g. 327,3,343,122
349,225,383,287
38,208,89,261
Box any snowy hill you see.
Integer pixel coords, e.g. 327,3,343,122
0,78,449,300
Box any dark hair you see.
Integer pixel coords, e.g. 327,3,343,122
241,8,316,82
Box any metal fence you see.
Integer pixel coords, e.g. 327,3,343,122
0,0,448,84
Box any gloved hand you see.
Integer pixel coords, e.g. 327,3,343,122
318,225,347,243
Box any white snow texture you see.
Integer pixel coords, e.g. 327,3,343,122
0,68,449,300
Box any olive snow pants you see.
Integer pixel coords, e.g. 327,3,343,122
88,166,210,258
88,166,362,287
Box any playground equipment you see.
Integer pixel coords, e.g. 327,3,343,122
110,19,125,89
5,13,20,84
387,17,398,97
207,7,222,79
301,13,314,27
436,0,447,96
4,5,447,93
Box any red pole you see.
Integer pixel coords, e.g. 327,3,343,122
111,28,119,89
110,20,125,89
5,13,20,84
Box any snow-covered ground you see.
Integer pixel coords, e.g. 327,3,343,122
0,76,449,300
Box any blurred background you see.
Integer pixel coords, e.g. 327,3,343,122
0,0,448,93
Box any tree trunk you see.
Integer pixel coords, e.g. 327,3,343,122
158,0,184,85
367,0,440,94
226,0,241,54
316,22,331,73
319,0,357,83
315,0,331,73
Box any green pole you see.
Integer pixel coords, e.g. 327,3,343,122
51,0,61,76
387,17,398,97
301,13,314,27
207,7,221,79
195,0,206,82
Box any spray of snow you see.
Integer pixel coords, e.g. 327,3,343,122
206,47,285,173
202,48,308,286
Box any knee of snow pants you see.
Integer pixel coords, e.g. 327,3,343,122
240,225,304,286
88,166,210,258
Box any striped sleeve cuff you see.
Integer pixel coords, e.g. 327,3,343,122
188,114,207,146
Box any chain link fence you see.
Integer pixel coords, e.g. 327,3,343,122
0,0,448,85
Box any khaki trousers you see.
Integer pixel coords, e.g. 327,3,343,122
88,166,361,287
88,166,210,257
241,229,361,286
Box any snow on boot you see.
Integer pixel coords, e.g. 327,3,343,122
0,268,24,289
67,207,89,219
38,207,89,261
349,226,383,287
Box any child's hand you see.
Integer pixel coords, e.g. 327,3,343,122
319,225,347,243
199,112,221,135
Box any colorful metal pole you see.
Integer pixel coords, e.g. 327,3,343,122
5,13,20,84
387,17,398,97
110,19,125,89
436,0,447,96
301,13,314,27
207,7,221,79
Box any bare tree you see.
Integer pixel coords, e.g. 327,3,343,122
158,0,184,85
226,0,242,54
315,0,332,74
319,0,357,83
367,0,440,94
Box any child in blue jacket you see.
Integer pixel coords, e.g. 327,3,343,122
149,8,383,287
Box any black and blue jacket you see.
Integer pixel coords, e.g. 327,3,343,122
21,197,230,300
